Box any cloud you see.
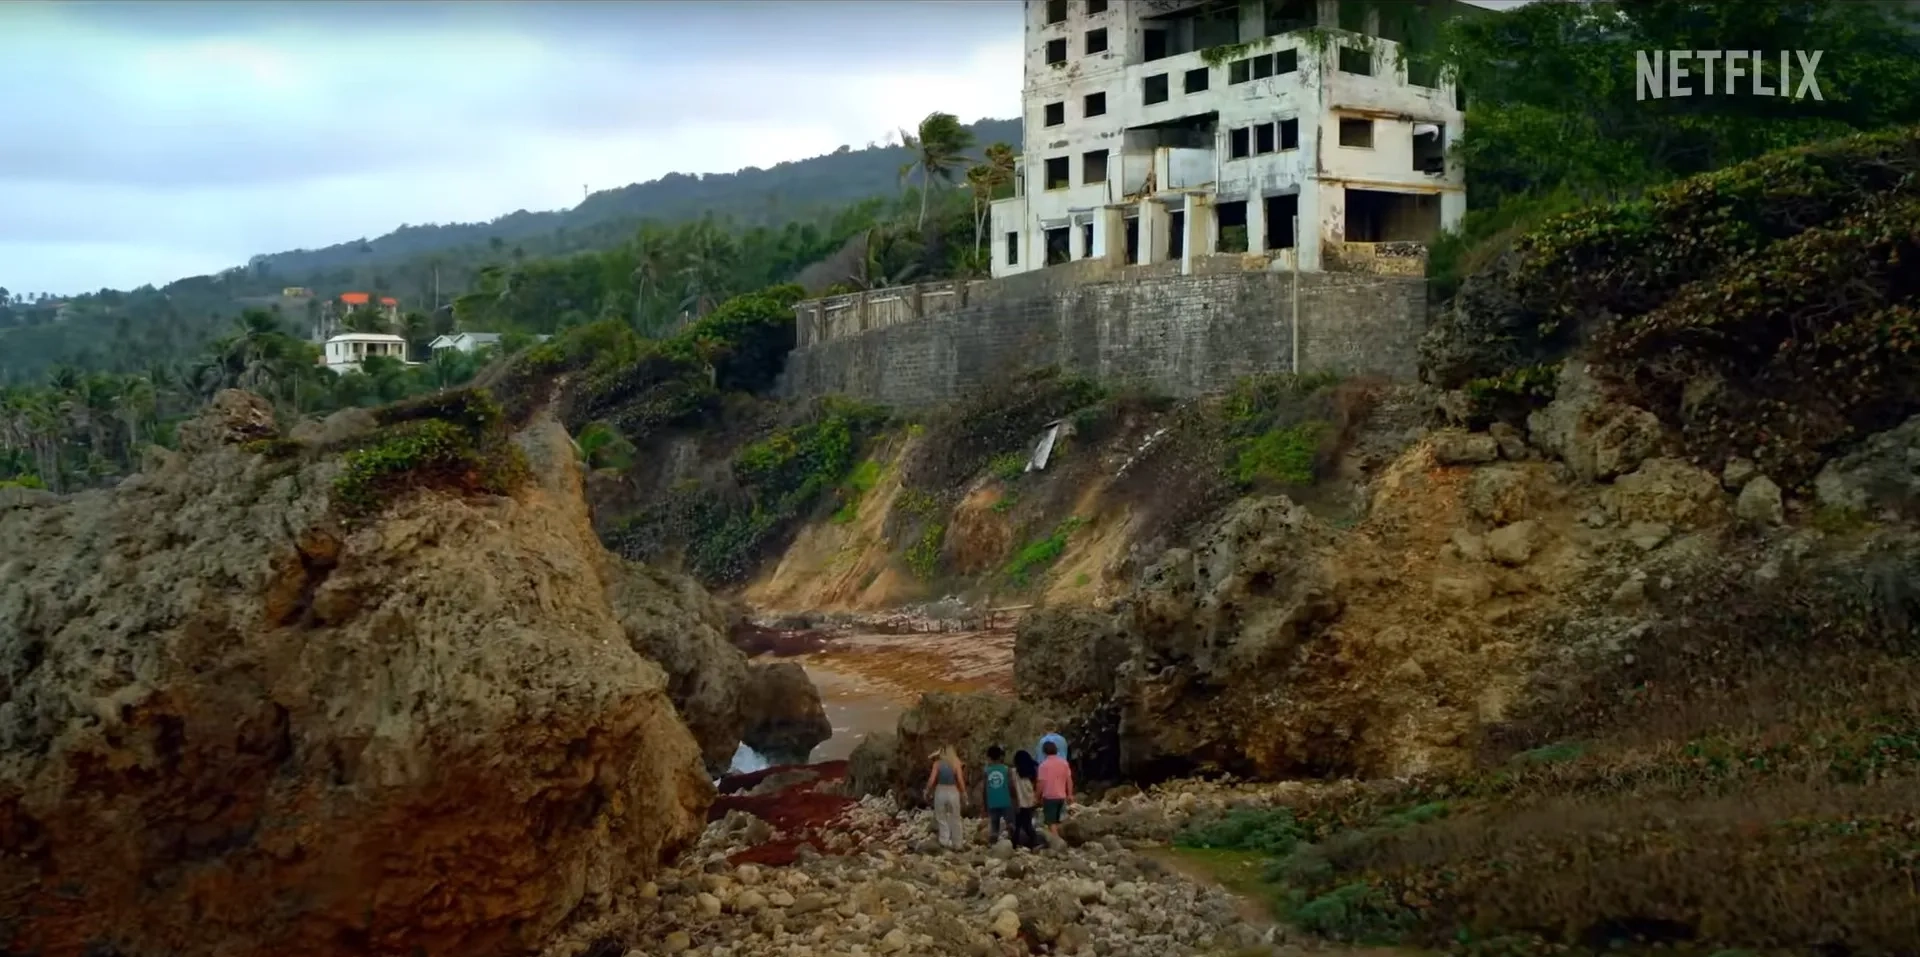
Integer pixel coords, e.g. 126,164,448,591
0,1,1023,294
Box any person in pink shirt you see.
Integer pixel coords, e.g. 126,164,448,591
1036,740,1074,837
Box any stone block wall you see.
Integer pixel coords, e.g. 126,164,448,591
779,270,1425,410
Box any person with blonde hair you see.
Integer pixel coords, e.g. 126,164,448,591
924,745,968,850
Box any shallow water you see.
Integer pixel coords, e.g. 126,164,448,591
803,661,911,762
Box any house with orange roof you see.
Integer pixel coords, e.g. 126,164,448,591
338,291,401,323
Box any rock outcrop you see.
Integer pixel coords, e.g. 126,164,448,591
740,662,833,765
0,392,715,957
604,557,753,773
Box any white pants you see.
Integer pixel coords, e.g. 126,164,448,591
932,784,963,848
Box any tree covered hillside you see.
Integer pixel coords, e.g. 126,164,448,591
0,117,1020,385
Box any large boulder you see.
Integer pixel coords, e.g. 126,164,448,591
740,661,832,765
0,400,712,957
846,692,1059,807
1015,497,1349,781
1527,361,1665,481
1814,414,1920,521
603,557,753,774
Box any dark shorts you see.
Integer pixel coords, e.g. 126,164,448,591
1043,799,1066,824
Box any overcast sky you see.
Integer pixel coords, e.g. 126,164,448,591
0,0,1524,298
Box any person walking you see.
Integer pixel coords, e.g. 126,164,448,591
981,745,1014,846
1037,740,1074,839
924,746,967,850
1011,749,1041,849
1038,727,1069,762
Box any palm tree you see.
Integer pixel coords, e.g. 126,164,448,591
847,226,922,291
630,224,673,331
899,112,976,231
678,219,736,319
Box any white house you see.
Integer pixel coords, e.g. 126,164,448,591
989,0,1473,278
321,333,414,373
427,332,505,354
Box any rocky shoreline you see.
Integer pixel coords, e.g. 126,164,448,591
542,763,1377,957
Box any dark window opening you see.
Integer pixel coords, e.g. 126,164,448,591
1266,194,1299,249
1086,27,1108,54
1087,0,1108,13
1144,29,1168,61
1006,231,1020,265
1045,227,1071,264
1456,85,1467,111
1338,116,1374,148
1413,124,1446,174
1229,59,1251,84
1046,38,1068,64
1264,0,1314,35
1338,45,1372,75
1083,150,1108,184
1125,217,1140,264
1254,123,1276,154
1253,55,1274,79
1184,67,1210,94
1144,73,1169,105
1217,200,1249,253
1235,50,1299,83
1279,118,1299,150
1046,0,1068,25
1080,222,1095,258
1044,156,1071,189
1345,188,1441,243
1084,92,1107,117
1044,102,1065,126
1273,49,1298,74
1167,210,1186,260
1228,127,1251,159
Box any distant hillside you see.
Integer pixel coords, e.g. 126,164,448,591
0,117,1022,384
251,117,1023,278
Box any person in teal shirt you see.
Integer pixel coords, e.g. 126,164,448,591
982,745,1014,845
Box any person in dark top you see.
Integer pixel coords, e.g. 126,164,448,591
981,745,1014,845
1010,749,1041,849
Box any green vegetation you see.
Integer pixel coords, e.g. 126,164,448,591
906,523,946,582
0,308,492,493
1221,373,1370,490
1003,516,1086,587
1431,0,1920,297
988,452,1028,482
1424,126,1920,488
0,118,1020,385
831,458,885,524
331,389,528,518
575,422,636,471
607,397,889,584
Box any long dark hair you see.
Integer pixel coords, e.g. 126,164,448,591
1013,749,1038,780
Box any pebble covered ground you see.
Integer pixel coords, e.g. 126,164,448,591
546,771,1386,957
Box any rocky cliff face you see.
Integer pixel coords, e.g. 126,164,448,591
0,392,727,957
1015,360,1920,783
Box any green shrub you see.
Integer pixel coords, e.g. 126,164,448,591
575,421,636,471
1218,372,1371,489
1177,807,1309,856
907,523,945,581
1233,422,1329,486
1003,516,1086,586
331,413,527,519
608,397,889,583
831,458,885,524
988,452,1028,482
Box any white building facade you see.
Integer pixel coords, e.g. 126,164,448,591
321,333,414,373
990,0,1470,279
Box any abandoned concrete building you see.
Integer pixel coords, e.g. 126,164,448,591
989,0,1473,278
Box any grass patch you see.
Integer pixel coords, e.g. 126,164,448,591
831,458,885,524
1219,373,1380,491
331,390,528,519
1002,516,1087,587
988,452,1028,482
907,522,945,581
